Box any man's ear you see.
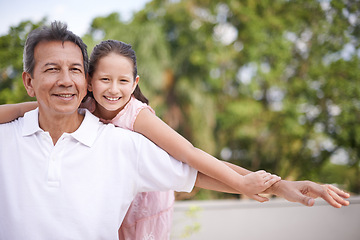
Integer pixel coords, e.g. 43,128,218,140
22,72,35,97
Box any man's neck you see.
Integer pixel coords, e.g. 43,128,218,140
38,110,85,145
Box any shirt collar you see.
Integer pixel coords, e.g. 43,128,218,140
71,108,99,147
22,108,100,147
22,108,42,136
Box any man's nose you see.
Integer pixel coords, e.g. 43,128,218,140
57,71,74,87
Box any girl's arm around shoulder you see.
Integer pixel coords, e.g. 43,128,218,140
0,102,38,123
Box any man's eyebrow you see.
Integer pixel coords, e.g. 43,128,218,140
43,63,83,67
44,62,58,66
71,63,84,68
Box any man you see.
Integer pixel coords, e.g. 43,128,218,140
0,22,349,239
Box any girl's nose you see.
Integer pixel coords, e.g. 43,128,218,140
108,82,120,94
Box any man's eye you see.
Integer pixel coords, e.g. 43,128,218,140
71,68,82,73
46,68,58,72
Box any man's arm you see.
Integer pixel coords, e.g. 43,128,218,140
221,161,350,208
194,170,350,208
264,180,350,208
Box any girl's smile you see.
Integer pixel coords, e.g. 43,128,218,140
88,52,139,120
104,96,121,101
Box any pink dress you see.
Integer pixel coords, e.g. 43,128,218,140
82,97,175,240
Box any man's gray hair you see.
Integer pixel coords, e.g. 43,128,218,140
23,21,89,76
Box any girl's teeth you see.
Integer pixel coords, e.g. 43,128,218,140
105,96,119,101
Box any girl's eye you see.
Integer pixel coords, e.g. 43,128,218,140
100,78,110,81
120,79,129,83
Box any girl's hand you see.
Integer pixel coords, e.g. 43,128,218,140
242,170,281,202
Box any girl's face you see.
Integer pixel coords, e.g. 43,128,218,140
88,53,139,120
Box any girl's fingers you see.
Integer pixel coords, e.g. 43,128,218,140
256,170,267,175
251,194,269,203
263,174,272,181
263,174,280,182
258,170,280,179
264,175,281,186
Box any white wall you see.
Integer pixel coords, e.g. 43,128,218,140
172,196,360,240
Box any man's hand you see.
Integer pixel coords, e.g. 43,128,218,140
265,180,350,208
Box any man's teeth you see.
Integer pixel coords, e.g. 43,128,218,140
105,96,120,101
58,94,73,98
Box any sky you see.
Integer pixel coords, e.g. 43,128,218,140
0,0,152,36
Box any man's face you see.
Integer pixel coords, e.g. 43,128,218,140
23,40,87,117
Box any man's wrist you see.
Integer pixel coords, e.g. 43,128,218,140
263,179,284,195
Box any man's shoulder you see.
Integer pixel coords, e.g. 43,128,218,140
102,122,143,139
2,109,41,140
81,109,154,149
0,119,19,128
85,111,142,139
0,114,24,137
0,109,29,128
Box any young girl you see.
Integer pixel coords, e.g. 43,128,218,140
0,40,280,239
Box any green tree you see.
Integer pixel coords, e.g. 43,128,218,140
1,0,359,197
0,19,46,104
81,0,360,195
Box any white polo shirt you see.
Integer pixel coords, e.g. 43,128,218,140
0,108,197,240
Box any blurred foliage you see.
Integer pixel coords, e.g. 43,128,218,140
1,0,359,198
0,19,46,103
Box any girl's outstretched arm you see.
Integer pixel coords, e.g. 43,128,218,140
0,102,38,123
134,108,280,202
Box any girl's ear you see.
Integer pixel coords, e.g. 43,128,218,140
132,75,140,93
87,76,93,92
22,72,35,97
88,82,93,92
135,75,140,85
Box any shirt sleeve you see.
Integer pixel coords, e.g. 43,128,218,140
135,134,197,193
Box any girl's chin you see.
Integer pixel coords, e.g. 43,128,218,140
104,107,122,112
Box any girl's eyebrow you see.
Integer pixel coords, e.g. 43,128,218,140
118,73,133,78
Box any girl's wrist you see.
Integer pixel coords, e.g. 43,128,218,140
236,175,247,193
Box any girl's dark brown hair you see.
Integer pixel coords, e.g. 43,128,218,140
88,40,148,104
